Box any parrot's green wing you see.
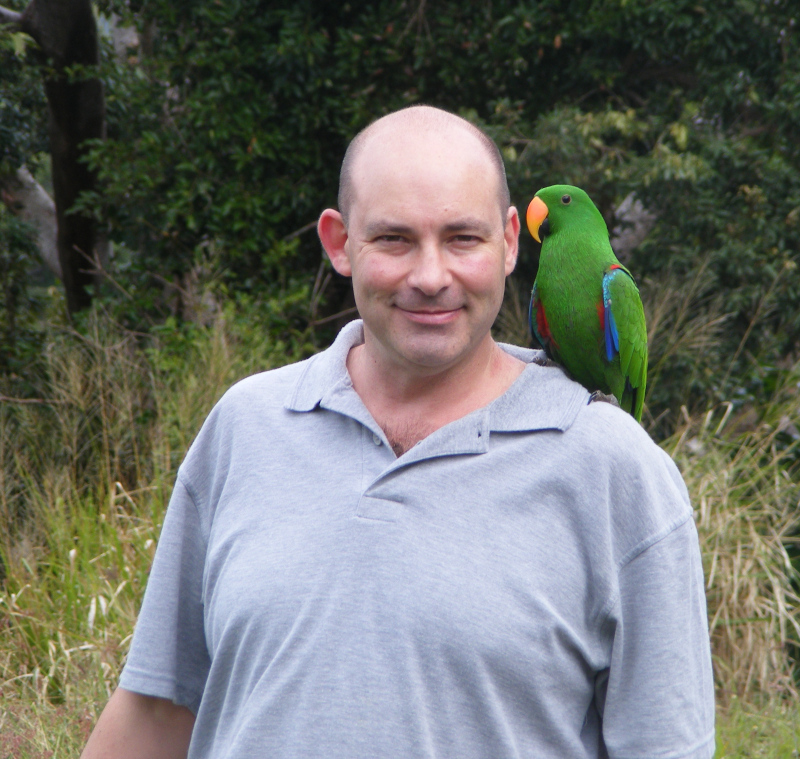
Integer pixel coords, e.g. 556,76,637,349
603,265,648,421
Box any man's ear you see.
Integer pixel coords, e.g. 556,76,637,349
503,206,521,276
318,209,351,277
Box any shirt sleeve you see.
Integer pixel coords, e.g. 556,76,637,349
599,516,716,759
119,474,210,714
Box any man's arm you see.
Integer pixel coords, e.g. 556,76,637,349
81,687,195,759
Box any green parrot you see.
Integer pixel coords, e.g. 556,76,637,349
525,184,648,422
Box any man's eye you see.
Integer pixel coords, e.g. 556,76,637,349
376,235,406,243
452,235,479,244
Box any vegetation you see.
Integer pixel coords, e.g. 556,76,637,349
1,0,800,752
88,0,800,433
3,0,800,428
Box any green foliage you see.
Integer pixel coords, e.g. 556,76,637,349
0,208,48,375
79,0,800,426
495,98,800,430
484,0,800,428
4,0,800,428
0,18,48,173
715,696,800,757
85,1,359,297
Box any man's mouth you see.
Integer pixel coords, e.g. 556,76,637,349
396,306,463,325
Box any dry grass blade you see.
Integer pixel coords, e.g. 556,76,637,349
667,397,800,703
643,258,731,399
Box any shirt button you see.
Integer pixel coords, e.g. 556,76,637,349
372,433,382,446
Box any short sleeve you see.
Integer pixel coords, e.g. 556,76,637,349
599,517,716,758
119,474,210,714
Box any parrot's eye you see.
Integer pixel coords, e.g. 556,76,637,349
561,194,572,205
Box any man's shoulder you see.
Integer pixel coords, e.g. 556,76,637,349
185,354,320,452
575,395,655,447
177,353,323,489
219,354,314,412
495,344,673,473
561,398,678,486
218,321,362,416
566,399,693,551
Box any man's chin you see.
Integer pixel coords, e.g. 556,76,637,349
363,319,486,374
393,335,471,372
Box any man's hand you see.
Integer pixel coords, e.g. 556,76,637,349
81,687,195,759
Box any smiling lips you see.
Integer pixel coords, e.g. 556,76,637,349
396,306,463,325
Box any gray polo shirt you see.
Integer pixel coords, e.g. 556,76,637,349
121,320,715,759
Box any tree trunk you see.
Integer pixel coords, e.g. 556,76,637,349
0,0,106,314
0,166,61,279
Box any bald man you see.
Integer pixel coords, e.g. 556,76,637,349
82,106,714,759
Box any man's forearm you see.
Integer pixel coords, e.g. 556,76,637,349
81,687,195,759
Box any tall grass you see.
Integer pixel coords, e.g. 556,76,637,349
666,400,800,702
1,302,799,756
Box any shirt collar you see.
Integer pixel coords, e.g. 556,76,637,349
285,319,588,434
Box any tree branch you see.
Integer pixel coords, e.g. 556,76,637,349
0,5,23,27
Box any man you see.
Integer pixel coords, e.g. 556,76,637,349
82,105,715,758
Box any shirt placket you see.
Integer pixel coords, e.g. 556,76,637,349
357,424,400,522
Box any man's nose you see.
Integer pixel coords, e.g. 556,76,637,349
407,242,452,295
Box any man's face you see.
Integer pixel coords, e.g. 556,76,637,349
341,127,519,376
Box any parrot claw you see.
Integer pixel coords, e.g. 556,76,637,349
588,390,619,408
531,353,560,369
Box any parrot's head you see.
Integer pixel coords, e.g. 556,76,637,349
525,184,608,243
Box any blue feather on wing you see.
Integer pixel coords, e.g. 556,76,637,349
602,269,621,362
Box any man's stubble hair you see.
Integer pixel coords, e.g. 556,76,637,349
337,105,511,228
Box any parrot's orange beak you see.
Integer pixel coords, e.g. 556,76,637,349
526,196,549,243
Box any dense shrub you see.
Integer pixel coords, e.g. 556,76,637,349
3,0,800,427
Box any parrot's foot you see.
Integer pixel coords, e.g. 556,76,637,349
531,354,560,369
588,390,620,408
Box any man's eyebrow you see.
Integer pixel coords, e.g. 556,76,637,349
363,221,415,237
362,218,495,237
442,219,494,237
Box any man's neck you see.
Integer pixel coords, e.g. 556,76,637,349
346,337,526,455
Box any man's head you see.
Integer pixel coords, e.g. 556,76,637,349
337,106,511,227
318,105,519,378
